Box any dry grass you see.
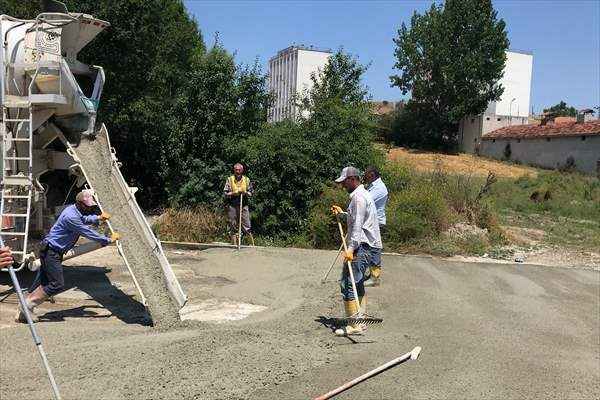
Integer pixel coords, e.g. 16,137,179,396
385,146,539,178
152,206,227,243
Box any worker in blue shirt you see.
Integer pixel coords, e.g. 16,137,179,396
363,166,388,287
15,190,120,323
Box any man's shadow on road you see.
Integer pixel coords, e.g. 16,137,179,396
0,265,151,326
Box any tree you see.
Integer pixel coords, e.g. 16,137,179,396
2,0,204,208
390,0,509,149
299,50,370,111
543,101,577,117
164,45,270,207
234,50,383,236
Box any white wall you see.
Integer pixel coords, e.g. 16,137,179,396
494,51,533,118
459,114,528,153
268,47,331,122
295,49,331,96
479,135,600,176
460,50,533,153
268,48,298,122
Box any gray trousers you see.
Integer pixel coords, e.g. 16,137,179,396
228,205,251,234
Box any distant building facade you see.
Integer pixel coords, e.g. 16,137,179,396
268,45,332,122
459,50,534,153
369,100,404,115
479,111,600,176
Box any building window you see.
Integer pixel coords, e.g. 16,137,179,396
546,138,551,142
471,118,475,123
486,117,490,121
581,136,586,141
517,139,521,143
492,139,496,143
497,118,501,122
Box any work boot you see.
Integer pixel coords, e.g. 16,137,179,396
359,295,366,314
246,232,255,246
230,234,238,246
364,266,381,287
15,286,47,323
335,299,365,336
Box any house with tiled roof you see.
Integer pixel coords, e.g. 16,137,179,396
458,50,533,153
479,111,600,176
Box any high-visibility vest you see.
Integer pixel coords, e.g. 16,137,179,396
229,175,248,193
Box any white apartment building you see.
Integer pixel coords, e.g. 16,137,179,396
459,50,533,153
268,45,332,122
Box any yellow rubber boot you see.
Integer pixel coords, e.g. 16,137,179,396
364,266,381,287
335,299,365,336
359,296,366,314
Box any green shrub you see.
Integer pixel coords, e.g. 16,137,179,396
380,160,414,193
385,183,451,243
307,185,349,249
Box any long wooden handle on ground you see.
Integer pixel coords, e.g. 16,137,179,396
314,346,422,400
322,243,344,283
335,215,361,314
237,193,243,250
1,238,62,400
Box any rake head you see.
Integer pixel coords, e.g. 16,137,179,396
316,314,383,327
334,315,383,325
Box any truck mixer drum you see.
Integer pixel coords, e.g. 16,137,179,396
1,2,186,325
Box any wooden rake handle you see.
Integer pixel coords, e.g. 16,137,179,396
335,214,361,314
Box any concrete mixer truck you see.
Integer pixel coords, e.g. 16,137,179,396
1,0,186,323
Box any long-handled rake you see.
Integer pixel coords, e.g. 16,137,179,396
333,213,382,326
237,193,243,250
321,243,343,283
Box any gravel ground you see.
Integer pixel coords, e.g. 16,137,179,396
0,246,598,399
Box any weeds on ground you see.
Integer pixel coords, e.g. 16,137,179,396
152,206,227,243
491,171,600,250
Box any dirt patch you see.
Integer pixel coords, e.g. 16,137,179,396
444,222,488,240
386,147,539,178
72,132,180,327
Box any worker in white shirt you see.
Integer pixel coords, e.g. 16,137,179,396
363,166,388,287
331,166,382,336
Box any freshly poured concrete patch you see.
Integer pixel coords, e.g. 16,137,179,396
179,298,267,323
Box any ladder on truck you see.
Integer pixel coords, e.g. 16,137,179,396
1,16,66,267
0,98,34,267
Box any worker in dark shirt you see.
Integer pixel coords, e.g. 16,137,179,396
15,190,120,323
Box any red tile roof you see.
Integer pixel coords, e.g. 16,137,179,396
482,120,600,140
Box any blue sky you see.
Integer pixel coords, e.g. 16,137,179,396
185,0,600,113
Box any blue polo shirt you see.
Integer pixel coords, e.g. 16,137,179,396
367,177,388,226
45,205,111,253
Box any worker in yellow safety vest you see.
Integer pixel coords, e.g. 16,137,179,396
223,163,254,246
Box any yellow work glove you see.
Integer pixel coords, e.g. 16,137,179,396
110,232,121,242
344,251,353,263
100,211,110,221
331,205,343,215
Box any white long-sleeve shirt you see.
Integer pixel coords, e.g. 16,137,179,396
343,184,382,253
367,177,388,226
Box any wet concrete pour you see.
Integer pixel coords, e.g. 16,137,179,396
1,246,598,399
